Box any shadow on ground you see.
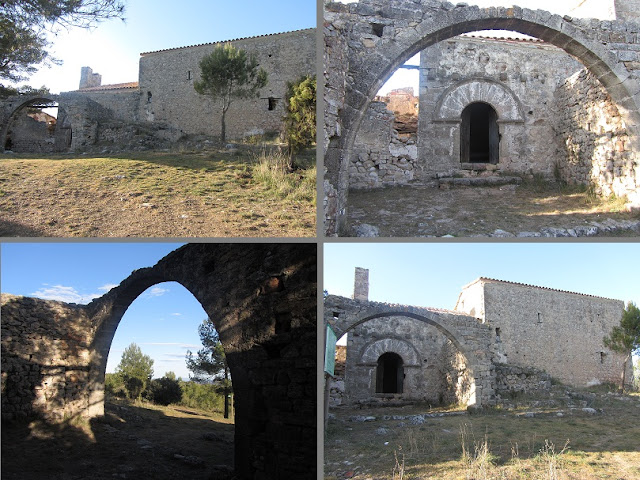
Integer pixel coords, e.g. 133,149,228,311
1,401,235,480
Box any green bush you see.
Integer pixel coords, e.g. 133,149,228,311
179,381,226,413
147,377,183,406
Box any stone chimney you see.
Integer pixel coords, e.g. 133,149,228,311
79,66,102,89
353,267,369,301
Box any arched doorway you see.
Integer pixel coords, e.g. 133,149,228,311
376,352,404,394
2,97,71,153
461,102,499,164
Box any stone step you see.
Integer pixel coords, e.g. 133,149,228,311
438,176,523,187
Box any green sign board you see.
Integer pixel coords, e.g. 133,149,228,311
324,324,337,376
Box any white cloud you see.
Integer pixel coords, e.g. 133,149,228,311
142,286,169,298
31,284,101,304
98,283,119,292
170,312,182,316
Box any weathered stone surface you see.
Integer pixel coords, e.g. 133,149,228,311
1,243,317,480
324,0,640,235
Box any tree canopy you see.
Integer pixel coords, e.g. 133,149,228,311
1,0,125,84
603,302,640,392
283,74,316,158
116,342,154,399
186,318,231,417
193,43,267,144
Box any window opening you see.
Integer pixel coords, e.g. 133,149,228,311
268,97,277,111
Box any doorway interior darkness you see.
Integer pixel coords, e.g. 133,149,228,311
376,352,404,393
461,102,499,164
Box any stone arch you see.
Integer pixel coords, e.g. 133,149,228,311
0,95,69,153
325,295,495,406
434,78,525,123
359,337,421,366
1,244,317,480
324,1,640,234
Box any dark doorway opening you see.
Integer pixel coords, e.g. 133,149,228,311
376,352,404,393
461,102,499,164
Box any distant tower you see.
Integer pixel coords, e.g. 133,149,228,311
353,267,369,301
79,67,102,89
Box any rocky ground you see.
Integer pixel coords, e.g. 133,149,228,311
325,385,640,479
347,181,640,237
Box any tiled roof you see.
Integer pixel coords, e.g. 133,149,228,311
140,27,314,55
461,33,545,44
465,277,619,301
77,82,139,92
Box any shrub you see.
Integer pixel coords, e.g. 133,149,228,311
147,377,183,406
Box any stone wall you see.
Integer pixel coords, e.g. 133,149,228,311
1,244,317,480
555,68,640,203
323,0,640,234
1,295,94,422
351,101,418,188
138,29,315,140
5,114,56,153
494,364,552,399
456,278,632,388
344,316,455,405
418,35,582,179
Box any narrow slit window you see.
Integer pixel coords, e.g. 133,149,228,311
268,97,277,111
187,70,191,80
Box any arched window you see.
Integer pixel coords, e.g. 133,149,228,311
376,352,404,393
460,102,499,164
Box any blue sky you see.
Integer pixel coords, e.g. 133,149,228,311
17,0,317,94
324,242,640,311
1,242,211,379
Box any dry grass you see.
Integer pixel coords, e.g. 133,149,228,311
325,391,640,480
0,148,316,237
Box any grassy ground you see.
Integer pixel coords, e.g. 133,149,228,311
1,398,235,480
0,146,315,237
325,390,640,479
347,179,640,237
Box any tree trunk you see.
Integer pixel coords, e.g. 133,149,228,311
620,353,630,393
220,110,227,144
223,367,229,419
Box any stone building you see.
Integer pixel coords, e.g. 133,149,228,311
326,268,633,408
1,28,315,152
324,0,640,235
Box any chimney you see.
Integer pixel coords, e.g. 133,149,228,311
353,267,369,301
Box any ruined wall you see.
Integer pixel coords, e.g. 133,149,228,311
456,279,631,388
494,364,552,399
138,29,315,140
555,68,639,203
1,244,317,480
418,35,582,179
350,102,417,188
1,295,94,422
71,88,140,124
5,114,56,153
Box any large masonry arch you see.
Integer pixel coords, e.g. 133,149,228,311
1,243,317,480
324,295,496,406
324,0,640,235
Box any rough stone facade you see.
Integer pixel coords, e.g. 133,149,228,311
1,243,317,480
327,269,632,409
556,68,639,203
324,0,640,235
1,29,315,153
455,277,633,388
